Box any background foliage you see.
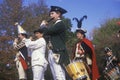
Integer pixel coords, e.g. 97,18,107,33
92,18,120,77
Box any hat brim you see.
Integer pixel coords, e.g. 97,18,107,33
50,6,67,14
34,29,43,34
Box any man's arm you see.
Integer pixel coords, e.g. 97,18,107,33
13,39,26,50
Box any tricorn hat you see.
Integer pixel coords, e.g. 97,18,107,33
15,22,27,34
34,28,44,34
104,47,112,53
50,6,67,14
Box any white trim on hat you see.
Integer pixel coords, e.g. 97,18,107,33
76,28,87,33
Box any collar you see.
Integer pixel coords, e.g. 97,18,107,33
55,19,62,24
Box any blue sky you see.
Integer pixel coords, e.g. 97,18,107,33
24,0,120,36
45,0,120,35
1,0,120,36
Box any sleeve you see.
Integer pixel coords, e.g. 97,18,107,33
25,39,45,49
27,48,32,57
112,55,119,65
102,55,107,70
44,21,66,35
13,41,26,50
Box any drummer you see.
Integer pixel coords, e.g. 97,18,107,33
72,26,100,80
103,47,120,73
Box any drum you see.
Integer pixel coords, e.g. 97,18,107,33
104,67,120,80
66,61,90,80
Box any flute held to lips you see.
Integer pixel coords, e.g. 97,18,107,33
40,18,54,27
47,18,54,23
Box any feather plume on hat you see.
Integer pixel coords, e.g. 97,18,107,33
73,15,87,34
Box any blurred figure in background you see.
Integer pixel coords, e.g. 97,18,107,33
13,23,29,80
103,47,120,80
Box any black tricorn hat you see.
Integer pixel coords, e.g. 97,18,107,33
50,6,67,14
104,47,112,53
34,29,44,34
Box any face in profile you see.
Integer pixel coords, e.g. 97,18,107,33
34,32,43,39
50,11,61,20
76,32,84,40
18,34,24,40
106,51,112,56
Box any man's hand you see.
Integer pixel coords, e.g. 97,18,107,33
78,49,85,55
118,63,120,67
14,38,18,43
40,20,48,26
29,36,33,40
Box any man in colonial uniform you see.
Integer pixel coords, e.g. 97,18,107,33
40,6,70,80
25,29,48,80
103,47,120,70
72,28,100,80
13,22,29,80
103,47,120,79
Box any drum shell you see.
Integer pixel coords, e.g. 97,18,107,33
66,61,90,80
104,67,120,80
